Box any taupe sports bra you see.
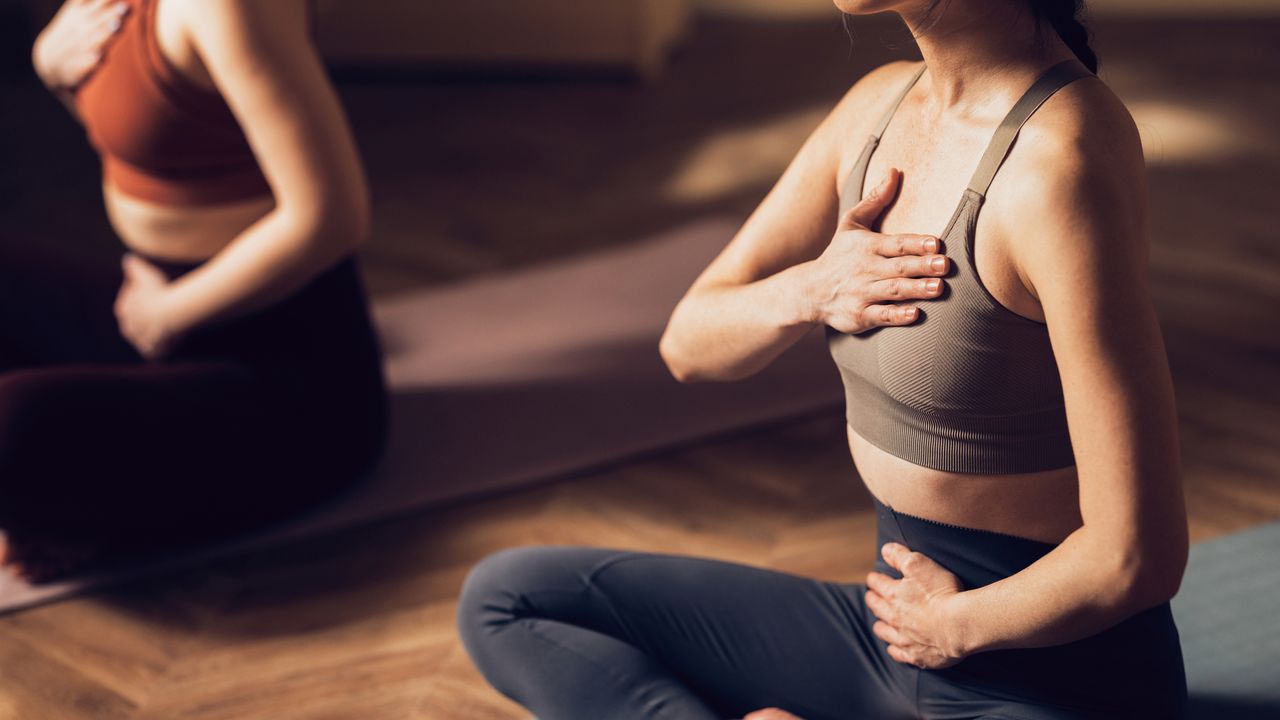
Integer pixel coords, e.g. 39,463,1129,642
827,59,1095,474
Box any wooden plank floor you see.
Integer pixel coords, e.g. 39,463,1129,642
1,13,1278,720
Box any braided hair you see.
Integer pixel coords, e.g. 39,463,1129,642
918,1,1099,73
1028,0,1098,73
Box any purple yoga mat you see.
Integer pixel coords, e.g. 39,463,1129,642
0,217,841,613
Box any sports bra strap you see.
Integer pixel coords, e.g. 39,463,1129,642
967,59,1095,196
870,63,927,140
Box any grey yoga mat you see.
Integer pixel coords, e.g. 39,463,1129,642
1175,520,1280,719
0,217,842,613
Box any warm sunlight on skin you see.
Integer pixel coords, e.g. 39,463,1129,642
662,106,828,203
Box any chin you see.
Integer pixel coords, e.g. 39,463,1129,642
832,0,912,15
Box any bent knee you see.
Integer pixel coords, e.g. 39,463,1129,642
456,546,549,658
459,546,549,619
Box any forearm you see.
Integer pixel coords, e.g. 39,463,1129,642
948,525,1180,656
162,210,361,333
660,261,820,382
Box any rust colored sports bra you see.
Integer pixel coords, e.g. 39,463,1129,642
73,0,270,205
827,60,1095,475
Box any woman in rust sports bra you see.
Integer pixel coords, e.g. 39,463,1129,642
457,1,1189,718
0,0,386,581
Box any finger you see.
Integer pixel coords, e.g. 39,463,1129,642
884,543,936,577
865,304,918,328
98,11,125,35
874,233,938,258
866,277,943,303
881,542,910,572
842,167,901,229
866,571,899,598
88,0,125,16
107,1,130,22
91,3,128,37
872,620,909,647
879,254,949,279
864,588,897,624
886,644,919,667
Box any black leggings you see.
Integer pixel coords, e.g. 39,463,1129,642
458,497,1188,719
0,243,388,566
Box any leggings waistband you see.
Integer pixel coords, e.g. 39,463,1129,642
872,494,1057,590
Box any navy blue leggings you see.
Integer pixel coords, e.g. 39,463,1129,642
458,497,1187,719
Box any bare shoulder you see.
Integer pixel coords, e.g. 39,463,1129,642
169,0,309,46
987,73,1148,260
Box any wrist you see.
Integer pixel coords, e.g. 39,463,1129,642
941,591,984,660
156,284,196,342
783,261,824,327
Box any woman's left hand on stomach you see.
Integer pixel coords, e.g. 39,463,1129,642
865,542,967,670
114,254,183,359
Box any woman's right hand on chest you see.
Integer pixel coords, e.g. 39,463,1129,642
32,0,130,92
803,168,950,334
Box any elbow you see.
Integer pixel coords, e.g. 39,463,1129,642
659,324,738,383
291,197,371,255
331,193,373,251
1113,536,1189,609
659,338,751,383
659,330,702,383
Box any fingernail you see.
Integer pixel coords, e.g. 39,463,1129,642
924,237,938,253
926,278,941,293
931,256,946,272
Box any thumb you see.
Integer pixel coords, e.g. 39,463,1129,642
121,253,160,282
842,167,901,230
882,541,935,576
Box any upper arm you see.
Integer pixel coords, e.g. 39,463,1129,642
183,0,368,235
686,61,920,293
1005,86,1186,585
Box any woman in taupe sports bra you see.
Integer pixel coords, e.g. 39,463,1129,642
458,1,1189,718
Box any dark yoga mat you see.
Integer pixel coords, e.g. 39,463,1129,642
1174,520,1280,719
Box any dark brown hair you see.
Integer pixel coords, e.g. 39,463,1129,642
923,0,1099,73
1027,0,1097,73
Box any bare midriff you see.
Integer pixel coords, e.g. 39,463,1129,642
849,425,1082,544
104,182,273,263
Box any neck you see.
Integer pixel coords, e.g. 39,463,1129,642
901,0,1077,114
